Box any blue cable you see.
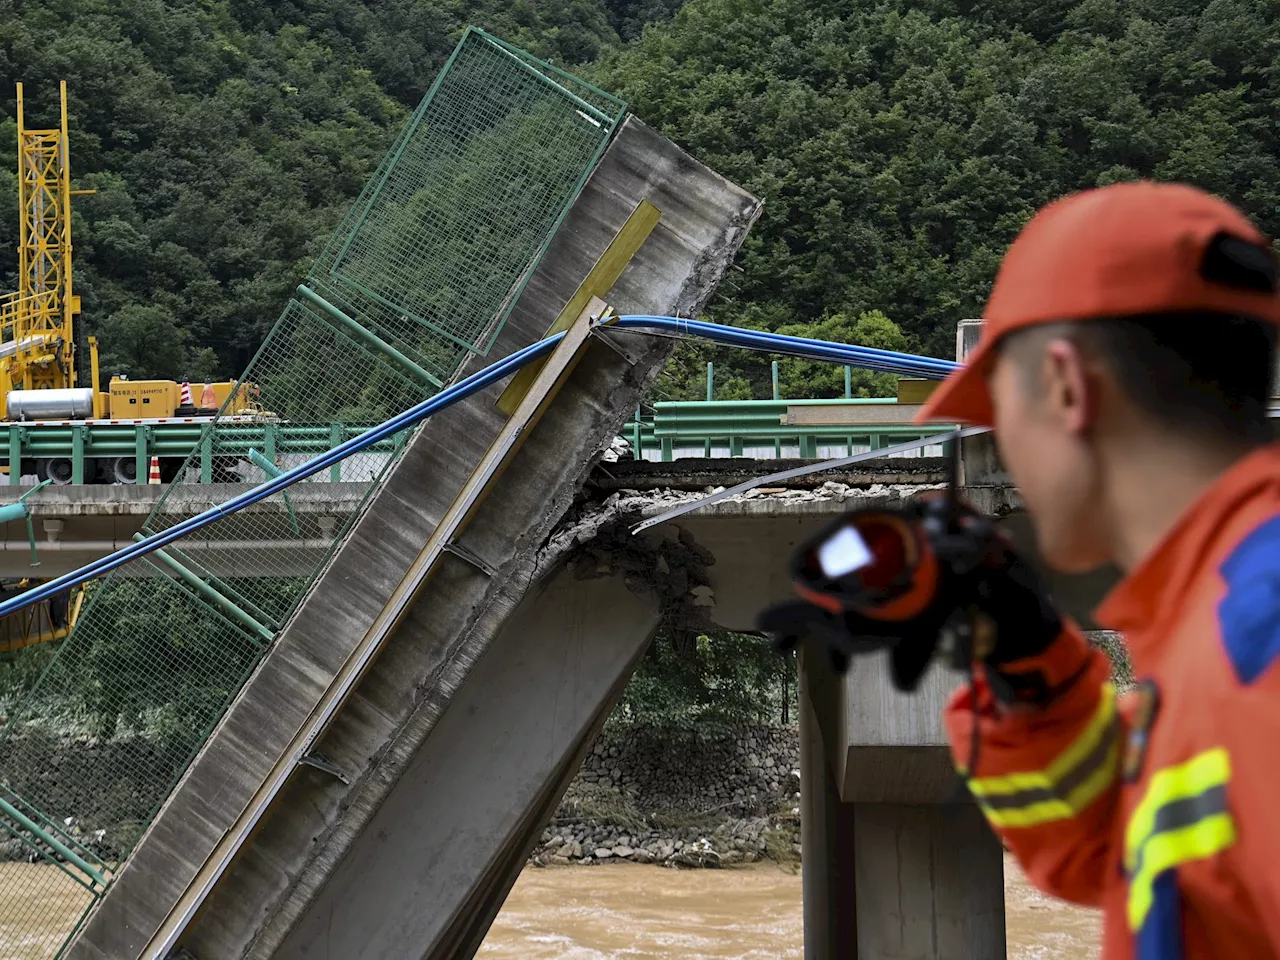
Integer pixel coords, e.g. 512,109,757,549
0,334,565,620
0,316,959,619
611,316,959,379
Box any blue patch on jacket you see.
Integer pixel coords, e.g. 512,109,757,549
1135,870,1184,960
1218,513,1280,685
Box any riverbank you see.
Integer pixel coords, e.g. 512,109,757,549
529,724,801,869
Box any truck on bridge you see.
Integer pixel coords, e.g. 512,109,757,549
2,81,264,485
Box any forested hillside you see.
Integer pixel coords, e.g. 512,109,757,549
0,0,684,381
1,0,1277,395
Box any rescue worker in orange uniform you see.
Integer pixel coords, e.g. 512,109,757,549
912,182,1280,958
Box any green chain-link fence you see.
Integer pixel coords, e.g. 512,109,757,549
0,28,624,957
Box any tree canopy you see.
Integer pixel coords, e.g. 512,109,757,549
2,0,1276,391
592,0,1280,392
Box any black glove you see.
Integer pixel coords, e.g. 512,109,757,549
968,534,1063,667
759,503,1066,701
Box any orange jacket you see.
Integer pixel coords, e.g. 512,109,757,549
945,443,1280,959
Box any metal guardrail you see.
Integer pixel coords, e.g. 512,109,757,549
0,398,941,487
622,399,951,461
0,420,408,485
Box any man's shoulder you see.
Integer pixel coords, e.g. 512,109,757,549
1213,504,1280,687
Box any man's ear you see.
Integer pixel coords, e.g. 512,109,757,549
1041,337,1094,435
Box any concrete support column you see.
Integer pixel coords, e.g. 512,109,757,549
799,648,858,959
853,803,1005,960
800,651,1006,960
798,606,1010,960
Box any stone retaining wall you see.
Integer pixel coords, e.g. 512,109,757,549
530,724,802,868
571,724,800,812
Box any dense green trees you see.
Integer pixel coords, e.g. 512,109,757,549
593,0,1280,379
0,0,686,382
3,0,1276,388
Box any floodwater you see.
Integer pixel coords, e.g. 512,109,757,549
478,854,1101,959
0,861,94,960
0,855,1099,959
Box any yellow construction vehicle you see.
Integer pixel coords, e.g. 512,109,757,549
0,579,87,657
2,82,262,483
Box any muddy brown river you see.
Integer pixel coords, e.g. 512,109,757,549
478,854,1100,959
0,855,1098,959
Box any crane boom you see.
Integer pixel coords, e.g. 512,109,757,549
2,81,81,396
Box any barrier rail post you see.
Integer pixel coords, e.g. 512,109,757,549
329,423,344,482
704,361,713,458
71,425,84,484
772,361,781,458
199,426,213,483
134,425,147,484
8,427,21,485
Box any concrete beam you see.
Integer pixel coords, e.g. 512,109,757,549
648,494,1113,634
0,483,367,517
0,540,332,579
0,484,365,576
272,568,659,959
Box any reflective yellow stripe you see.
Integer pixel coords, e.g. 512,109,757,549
961,683,1119,828
1124,748,1235,932
967,683,1116,799
1124,748,1230,871
979,738,1120,828
1127,812,1235,931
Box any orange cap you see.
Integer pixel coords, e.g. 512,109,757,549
916,181,1280,425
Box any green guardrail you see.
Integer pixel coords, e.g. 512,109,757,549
0,398,943,487
622,398,953,461
0,421,407,485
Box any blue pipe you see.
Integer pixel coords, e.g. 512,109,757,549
0,334,565,620
611,316,959,379
0,316,957,620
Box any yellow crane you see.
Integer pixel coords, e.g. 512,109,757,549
1,81,100,413
0,83,266,653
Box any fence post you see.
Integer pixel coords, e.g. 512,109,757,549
8,428,21,486
704,362,713,458
844,366,852,399
632,406,642,461
71,427,85,485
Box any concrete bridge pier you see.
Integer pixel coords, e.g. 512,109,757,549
799,649,1006,960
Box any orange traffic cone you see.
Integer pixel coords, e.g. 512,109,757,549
148,456,161,485
179,381,194,407
199,382,217,413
